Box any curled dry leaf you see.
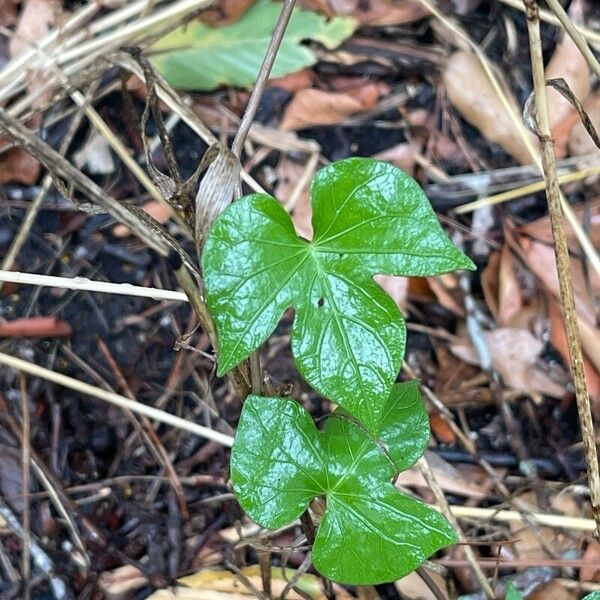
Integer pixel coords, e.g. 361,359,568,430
280,82,389,129
444,50,533,165
451,327,565,398
545,3,591,158
528,581,576,600
481,245,523,326
569,93,600,156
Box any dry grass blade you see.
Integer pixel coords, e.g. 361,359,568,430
0,353,234,447
522,0,600,538
0,270,188,302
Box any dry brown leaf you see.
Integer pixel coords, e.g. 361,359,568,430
569,93,600,156
444,50,533,165
395,570,450,600
268,68,314,93
429,412,456,444
396,453,486,500
280,83,389,130
200,0,255,25
520,197,600,253
481,246,523,326
0,0,19,26
427,275,465,317
9,0,57,58
545,2,591,158
581,540,600,582
528,581,576,600
517,235,600,386
178,565,352,599
451,328,565,398
0,143,39,184
549,298,600,409
374,140,422,174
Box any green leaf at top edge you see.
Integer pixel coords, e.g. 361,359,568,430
203,157,474,432
150,0,356,91
231,389,456,585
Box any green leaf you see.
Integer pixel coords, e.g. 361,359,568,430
150,0,356,90
583,593,600,600
505,583,524,600
231,385,457,585
203,158,474,431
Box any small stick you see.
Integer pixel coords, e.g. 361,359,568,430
417,456,494,599
231,0,297,161
0,83,91,293
523,0,600,538
20,375,31,600
0,352,234,447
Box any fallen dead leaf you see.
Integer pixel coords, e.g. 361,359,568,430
528,580,576,600
280,82,389,130
545,0,591,158
396,452,486,500
395,570,450,600
268,68,314,93
0,142,40,184
177,565,352,599
429,412,456,444
481,245,523,326
0,0,19,27
549,298,600,409
451,327,565,398
569,93,600,156
200,0,255,25
444,50,533,165
581,540,600,582
374,140,422,175
520,197,600,254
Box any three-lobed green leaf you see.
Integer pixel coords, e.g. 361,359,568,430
203,158,474,432
151,0,356,90
231,382,457,585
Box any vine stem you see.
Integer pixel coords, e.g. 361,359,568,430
230,0,297,398
523,0,600,537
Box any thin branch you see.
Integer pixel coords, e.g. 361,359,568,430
230,0,297,160
523,0,600,537
417,456,494,599
0,270,188,302
0,352,234,447
543,0,600,81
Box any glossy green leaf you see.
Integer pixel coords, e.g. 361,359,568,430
203,158,474,431
583,593,600,600
151,0,356,90
231,384,457,585
505,583,524,600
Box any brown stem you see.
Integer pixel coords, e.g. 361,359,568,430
523,0,600,537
